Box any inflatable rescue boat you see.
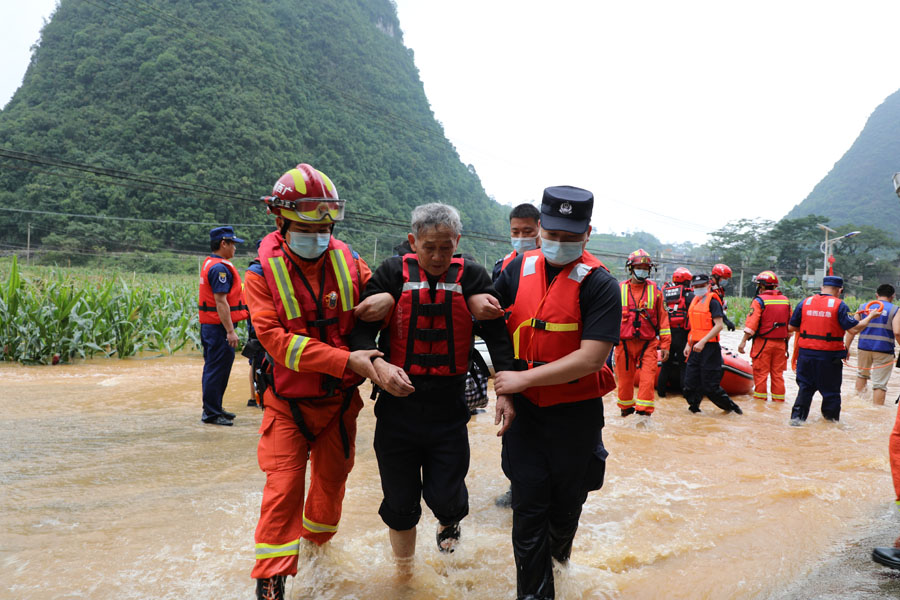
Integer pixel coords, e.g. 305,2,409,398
635,345,754,396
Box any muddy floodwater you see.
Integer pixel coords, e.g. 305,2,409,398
4,331,900,599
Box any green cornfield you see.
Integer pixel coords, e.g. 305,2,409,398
0,256,203,364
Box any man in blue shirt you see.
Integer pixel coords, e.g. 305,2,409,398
198,226,249,426
788,275,880,425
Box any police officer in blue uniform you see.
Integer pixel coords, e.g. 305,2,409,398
788,275,880,425
199,226,249,426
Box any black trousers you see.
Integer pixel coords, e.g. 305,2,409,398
683,342,738,411
373,385,470,531
657,328,688,394
791,355,844,421
502,395,606,600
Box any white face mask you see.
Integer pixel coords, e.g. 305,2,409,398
633,269,650,281
693,286,708,297
540,237,584,265
287,231,331,259
510,236,538,253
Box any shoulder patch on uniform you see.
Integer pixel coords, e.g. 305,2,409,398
218,271,228,284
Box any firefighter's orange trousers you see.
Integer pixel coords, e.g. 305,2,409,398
251,389,363,579
750,339,787,401
615,338,659,414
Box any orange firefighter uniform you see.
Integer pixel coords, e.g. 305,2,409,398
742,290,791,401
245,231,371,579
615,280,671,414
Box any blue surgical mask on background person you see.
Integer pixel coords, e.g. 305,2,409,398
540,238,583,265
693,286,708,297
511,236,538,253
633,269,650,281
288,232,331,259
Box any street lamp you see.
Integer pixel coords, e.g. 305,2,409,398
818,223,860,275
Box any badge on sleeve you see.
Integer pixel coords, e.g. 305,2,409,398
327,291,339,310
218,271,228,284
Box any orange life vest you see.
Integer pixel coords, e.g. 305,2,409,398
198,256,249,325
500,250,518,273
797,294,846,352
663,283,690,329
388,254,473,377
754,290,790,339
258,232,363,399
687,293,720,344
619,280,661,340
506,249,616,407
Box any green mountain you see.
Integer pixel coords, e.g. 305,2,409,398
786,89,900,232
0,0,509,266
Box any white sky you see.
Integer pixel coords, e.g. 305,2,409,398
3,1,900,245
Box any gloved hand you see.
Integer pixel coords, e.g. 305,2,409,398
723,316,736,332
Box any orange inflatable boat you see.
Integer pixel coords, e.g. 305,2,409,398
638,346,754,396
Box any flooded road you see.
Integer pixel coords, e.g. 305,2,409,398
3,331,900,599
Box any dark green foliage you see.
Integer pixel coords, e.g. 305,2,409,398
0,0,509,264
786,89,900,234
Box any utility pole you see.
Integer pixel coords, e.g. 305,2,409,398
739,268,744,298
373,237,378,265
26,223,31,265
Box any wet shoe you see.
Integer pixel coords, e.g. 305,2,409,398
495,488,513,508
688,405,701,413
202,416,233,426
729,404,743,415
621,407,635,417
247,397,258,407
436,522,460,553
256,575,286,600
789,418,803,427
223,411,236,420
873,547,900,569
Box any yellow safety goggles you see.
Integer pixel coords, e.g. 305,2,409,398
262,196,345,223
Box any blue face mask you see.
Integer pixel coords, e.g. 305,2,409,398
633,269,650,281
287,232,331,259
540,238,584,266
511,236,538,253
693,287,708,297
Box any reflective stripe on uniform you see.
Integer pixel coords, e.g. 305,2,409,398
436,282,462,294
771,393,785,400
658,328,671,336
303,512,338,534
753,391,767,400
635,398,654,408
328,249,356,311
512,318,579,358
617,397,635,407
268,257,302,320
285,334,310,371
523,255,539,277
762,298,790,306
255,538,300,560
402,281,429,292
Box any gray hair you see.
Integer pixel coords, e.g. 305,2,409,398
410,203,463,238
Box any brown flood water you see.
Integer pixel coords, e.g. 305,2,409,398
3,331,900,599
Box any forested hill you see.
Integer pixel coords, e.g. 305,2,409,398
0,0,509,263
786,88,900,233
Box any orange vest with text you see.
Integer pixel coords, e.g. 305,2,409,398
506,249,616,407
797,294,846,352
198,256,249,325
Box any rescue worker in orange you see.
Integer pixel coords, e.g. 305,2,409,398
493,186,620,600
711,263,737,332
198,226,249,426
349,203,515,570
737,271,791,402
615,249,670,418
244,163,390,600
683,273,743,414
657,267,693,396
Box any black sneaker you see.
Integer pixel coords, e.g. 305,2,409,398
730,404,743,415
256,575,285,600
247,397,258,407
223,411,236,420
202,415,233,426
495,488,512,508
621,407,635,417
688,405,701,414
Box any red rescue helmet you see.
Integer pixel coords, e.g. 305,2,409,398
672,267,692,283
754,270,778,287
712,263,732,279
626,249,654,269
260,163,345,224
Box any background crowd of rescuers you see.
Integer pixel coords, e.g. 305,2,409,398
199,161,899,599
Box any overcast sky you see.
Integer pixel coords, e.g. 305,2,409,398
3,1,900,245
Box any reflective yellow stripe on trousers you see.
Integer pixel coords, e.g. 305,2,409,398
303,512,338,534
255,538,300,560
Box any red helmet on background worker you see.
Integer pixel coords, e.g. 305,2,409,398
672,267,692,283
626,249,655,282
754,270,778,289
712,263,732,279
260,163,345,224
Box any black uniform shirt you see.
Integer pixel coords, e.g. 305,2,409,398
349,255,516,378
494,254,621,344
